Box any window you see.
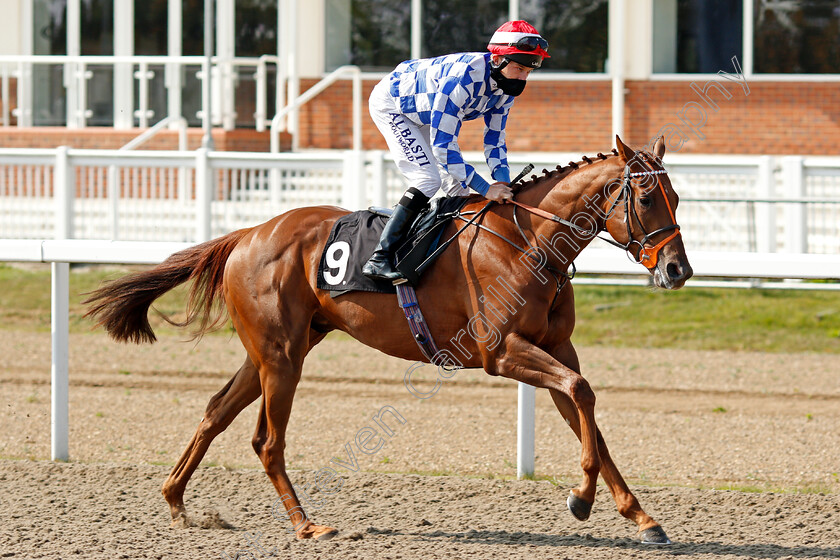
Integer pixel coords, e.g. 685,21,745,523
753,0,840,73
420,0,507,59
325,0,608,73
654,0,840,74
520,0,609,73
236,0,278,127
33,0,67,125
326,0,410,72
236,0,277,57
653,0,743,73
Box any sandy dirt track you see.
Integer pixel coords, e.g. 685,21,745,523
1,331,839,559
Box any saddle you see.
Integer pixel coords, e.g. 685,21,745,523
316,196,470,296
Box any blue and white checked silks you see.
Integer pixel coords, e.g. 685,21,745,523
369,52,514,198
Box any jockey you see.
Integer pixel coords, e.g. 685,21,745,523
362,20,550,282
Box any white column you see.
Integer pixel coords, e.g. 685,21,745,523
276,0,288,132
114,0,135,129
288,0,300,149
16,0,33,127
167,0,183,125
517,382,535,478
65,0,81,128
742,0,753,77
411,0,422,60
608,0,626,141
216,0,236,130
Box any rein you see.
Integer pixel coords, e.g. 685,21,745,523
506,154,681,269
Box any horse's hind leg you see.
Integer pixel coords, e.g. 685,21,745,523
548,341,670,544
162,355,261,522
251,347,338,541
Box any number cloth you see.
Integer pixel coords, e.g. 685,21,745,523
317,197,470,296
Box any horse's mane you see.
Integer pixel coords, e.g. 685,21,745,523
513,148,621,194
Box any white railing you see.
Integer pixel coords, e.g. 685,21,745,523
270,65,362,152
3,147,840,256
2,238,840,465
0,55,281,130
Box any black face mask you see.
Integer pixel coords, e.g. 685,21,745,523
490,65,527,97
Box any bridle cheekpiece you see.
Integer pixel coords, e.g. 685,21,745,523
609,155,681,268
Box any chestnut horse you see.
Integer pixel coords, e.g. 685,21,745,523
84,136,692,545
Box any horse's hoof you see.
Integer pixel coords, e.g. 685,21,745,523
296,524,339,541
170,512,192,528
316,528,339,541
566,490,592,521
639,525,671,545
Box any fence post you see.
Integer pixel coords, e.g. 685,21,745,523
195,147,212,242
517,382,535,478
54,147,75,240
782,156,807,253
341,150,366,210
108,165,119,239
13,61,33,127
755,155,775,253
51,145,74,462
370,150,387,208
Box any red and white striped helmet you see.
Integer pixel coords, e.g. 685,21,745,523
488,20,550,68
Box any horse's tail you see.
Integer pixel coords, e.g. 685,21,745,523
83,228,253,344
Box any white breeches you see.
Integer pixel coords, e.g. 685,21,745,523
368,78,468,198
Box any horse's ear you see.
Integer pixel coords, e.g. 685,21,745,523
653,136,666,159
615,135,634,162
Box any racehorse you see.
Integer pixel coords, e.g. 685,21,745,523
84,136,692,544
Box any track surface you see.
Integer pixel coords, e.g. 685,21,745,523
1,332,839,559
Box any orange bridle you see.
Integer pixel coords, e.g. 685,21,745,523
614,157,681,268
506,155,681,270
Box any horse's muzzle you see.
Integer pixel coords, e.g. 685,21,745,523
653,256,693,289
650,239,693,290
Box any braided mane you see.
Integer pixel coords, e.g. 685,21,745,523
513,149,620,194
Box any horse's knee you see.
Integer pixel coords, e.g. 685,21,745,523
255,437,286,474
568,376,596,408
251,432,265,457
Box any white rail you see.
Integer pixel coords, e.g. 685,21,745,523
0,54,280,130
270,65,362,152
3,148,840,255
2,239,839,465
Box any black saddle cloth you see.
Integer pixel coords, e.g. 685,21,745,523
315,196,470,296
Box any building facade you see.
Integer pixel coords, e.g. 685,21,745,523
0,0,838,155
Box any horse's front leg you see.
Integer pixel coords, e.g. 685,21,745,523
548,340,671,544
494,334,601,515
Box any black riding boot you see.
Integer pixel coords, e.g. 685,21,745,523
363,188,429,281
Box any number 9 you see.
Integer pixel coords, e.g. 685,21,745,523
323,241,350,286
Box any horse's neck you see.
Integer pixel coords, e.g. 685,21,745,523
518,159,621,266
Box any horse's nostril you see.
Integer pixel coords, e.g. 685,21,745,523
667,262,681,280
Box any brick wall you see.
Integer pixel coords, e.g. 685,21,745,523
294,78,840,156
624,81,840,155
1,78,836,156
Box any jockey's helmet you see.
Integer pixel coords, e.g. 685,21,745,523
487,20,550,69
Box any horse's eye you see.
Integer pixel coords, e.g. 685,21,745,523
639,196,653,208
